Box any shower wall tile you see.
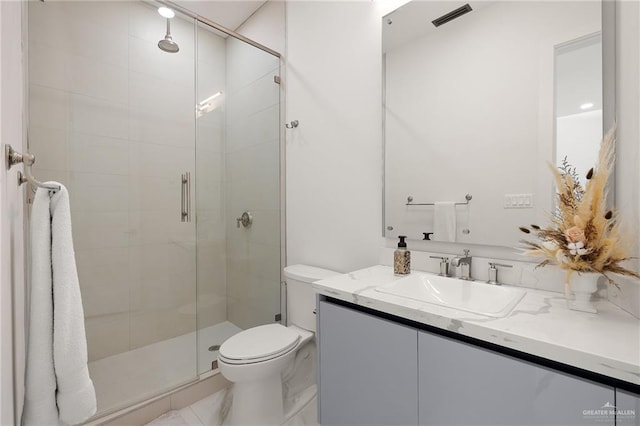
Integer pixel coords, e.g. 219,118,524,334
71,210,129,250
28,43,68,92
30,42,129,105
196,150,224,179
226,104,279,153
197,121,224,154
28,127,70,172
81,283,131,319
226,139,279,183
129,72,194,124
128,174,179,212
130,308,196,350
85,313,131,362
70,94,129,140
129,37,194,89
29,85,71,131
70,172,129,213
246,210,281,248
129,210,195,246
197,28,226,73
68,55,129,105
196,212,226,244
59,1,130,48
129,141,195,178
196,240,227,328
69,132,129,175
225,37,280,95
129,244,196,309
75,248,130,291
129,108,195,148
196,182,223,214
227,176,280,211
225,72,279,122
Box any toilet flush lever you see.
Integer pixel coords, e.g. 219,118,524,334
236,211,253,228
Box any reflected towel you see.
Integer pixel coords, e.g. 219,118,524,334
23,184,96,426
433,201,456,242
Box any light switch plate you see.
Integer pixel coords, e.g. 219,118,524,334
504,193,534,209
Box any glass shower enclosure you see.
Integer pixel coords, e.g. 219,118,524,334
26,0,282,417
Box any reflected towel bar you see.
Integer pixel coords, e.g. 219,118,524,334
5,144,61,192
406,194,472,206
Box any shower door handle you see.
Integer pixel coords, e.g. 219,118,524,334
181,172,191,222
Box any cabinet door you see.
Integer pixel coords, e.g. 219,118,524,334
616,389,640,425
418,330,615,425
318,300,418,426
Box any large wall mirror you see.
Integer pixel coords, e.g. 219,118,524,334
383,1,613,248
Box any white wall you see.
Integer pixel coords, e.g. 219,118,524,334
236,1,285,55
0,2,26,423
285,1,639,314
285,1,383,273
28,0,198,361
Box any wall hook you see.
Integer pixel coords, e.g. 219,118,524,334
285,120,299,129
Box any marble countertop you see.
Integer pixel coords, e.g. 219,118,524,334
313,265,640,387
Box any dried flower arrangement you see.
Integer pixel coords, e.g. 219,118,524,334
519,126,639,288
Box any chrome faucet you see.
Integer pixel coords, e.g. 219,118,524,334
451,249,473,280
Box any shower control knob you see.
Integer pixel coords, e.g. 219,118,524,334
236,211,253,228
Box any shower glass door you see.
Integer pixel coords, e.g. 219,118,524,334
27,0,282,417
195,22,282,373
27,0,198,416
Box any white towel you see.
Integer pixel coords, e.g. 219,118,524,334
433,201,457,242
22,184,96,426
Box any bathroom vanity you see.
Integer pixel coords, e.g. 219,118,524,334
314,266,640,426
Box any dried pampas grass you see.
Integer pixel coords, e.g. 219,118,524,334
519,125,639,287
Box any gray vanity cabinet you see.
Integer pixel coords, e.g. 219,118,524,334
418,330,615,425
317,300,419,426
616,390,640,425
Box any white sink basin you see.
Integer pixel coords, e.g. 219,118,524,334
375,273,526,318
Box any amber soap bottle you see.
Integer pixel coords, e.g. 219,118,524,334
394,235,411,275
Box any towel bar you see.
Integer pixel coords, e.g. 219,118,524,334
5,144,61,192
406,194,472,206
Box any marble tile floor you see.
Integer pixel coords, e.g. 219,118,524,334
146,388,318,426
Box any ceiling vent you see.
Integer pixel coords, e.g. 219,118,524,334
432,4,473,27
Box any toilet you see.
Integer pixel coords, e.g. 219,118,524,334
217,264,340,426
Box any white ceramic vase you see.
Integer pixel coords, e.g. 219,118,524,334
566,272,599,314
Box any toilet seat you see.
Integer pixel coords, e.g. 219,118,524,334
219,324,301,365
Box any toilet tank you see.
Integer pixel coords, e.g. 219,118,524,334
284,264,340,332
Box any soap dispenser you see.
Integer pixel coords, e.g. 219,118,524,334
394,236,411,275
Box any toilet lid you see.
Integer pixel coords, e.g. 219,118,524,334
218,324,300,363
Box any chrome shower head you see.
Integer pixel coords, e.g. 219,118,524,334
158,19,179,53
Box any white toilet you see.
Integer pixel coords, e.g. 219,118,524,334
217,264,340,426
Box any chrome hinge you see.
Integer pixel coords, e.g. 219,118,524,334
274,75,281,84
275,313,282,322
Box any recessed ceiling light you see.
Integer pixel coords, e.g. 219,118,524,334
158,7,175,19
580,102,594,110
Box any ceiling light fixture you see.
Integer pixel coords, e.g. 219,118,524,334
158,7,175,19
580,102,594,110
